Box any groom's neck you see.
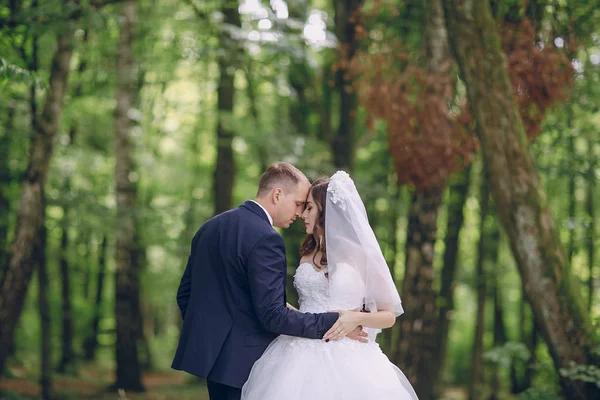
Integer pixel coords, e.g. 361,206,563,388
253,197,275,220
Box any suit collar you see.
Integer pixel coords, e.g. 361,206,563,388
241,200,273,226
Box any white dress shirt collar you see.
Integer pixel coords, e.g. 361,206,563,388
250,200,274,226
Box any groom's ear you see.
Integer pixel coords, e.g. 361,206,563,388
272,188,283,204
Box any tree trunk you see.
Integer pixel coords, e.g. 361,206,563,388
381,177,400,355
319,62,333,144
212,3,241,215
0,26,74,375
0,101,15,281
0,0,25,270
468,178,490,400
83,235,107,361
285,0,319,138
113,0,144,391
489,258,507,400
525,311,538,387
57,41,88,372
57,219,75,374
586,139,595,312
384,159,401,272
288,71,311,136
511,295,537,394
332,0,362,170
394,2,452,397
136,301,153,372
82,233,93,301
287,0,312,137
36,221,52,400
244,64,268,172
394,184,443,399
432,164,472,394
443,2,599,398
132,229,152,371
566,108,576,267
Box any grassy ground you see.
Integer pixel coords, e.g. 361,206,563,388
0,363,474,400
0,365,209,400
1,370,474,400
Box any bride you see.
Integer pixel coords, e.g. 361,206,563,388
241,171,418,400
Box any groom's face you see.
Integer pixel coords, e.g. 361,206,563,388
273,182,310,229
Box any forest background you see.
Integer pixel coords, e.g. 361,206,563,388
0,0,599,399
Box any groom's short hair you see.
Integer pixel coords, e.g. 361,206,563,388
257,162,307,196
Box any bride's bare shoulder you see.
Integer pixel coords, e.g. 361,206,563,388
299,253,314,265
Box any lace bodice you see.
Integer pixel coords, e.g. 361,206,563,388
293,263,365,313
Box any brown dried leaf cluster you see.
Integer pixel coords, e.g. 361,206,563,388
500,20,574,138
352,18,574,190
355,54,478,190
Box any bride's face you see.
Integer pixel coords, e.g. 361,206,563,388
302,191,319,235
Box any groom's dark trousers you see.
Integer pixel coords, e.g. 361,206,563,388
171,201,338,400
207,380,241,400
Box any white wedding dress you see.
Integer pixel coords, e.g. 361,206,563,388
241,262,418,400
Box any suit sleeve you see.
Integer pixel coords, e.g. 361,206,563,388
176,228,202,319
176,258,191,320
247,233,338,338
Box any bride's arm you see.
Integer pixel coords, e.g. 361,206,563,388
354,310,395,329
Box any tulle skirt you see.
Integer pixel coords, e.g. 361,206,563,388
241,335,418,400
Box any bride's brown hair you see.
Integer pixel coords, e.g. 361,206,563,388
300,177,329,268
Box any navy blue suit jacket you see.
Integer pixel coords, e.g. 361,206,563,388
171,201,338,388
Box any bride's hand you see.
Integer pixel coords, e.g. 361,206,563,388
347,326,369,343
323,310,363,341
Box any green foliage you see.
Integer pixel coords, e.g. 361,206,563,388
559,363,600,389
518,386,561,400
0,58,26,80
0,58,45,88
484,342,531,369
518,351,563,400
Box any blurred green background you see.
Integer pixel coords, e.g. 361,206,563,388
0,0,599,399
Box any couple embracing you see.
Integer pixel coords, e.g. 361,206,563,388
172,162,418,400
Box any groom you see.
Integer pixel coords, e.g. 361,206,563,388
172,162,340,400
